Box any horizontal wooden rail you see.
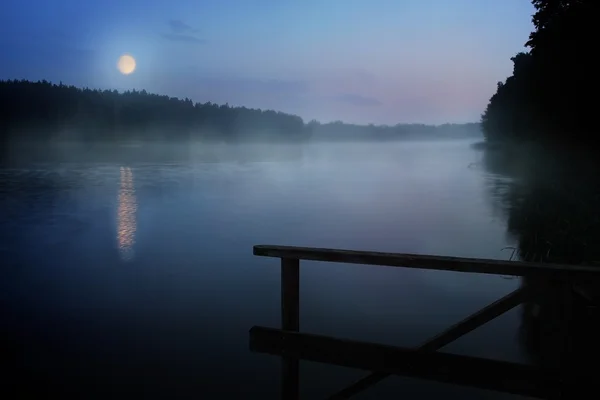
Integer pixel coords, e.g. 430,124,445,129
254,245,600,278
249,326,566,399
252,244,597,398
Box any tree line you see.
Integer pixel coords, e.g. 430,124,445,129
306,120,481,141
0,79,306,143
481,0,594,146
0,79,480,144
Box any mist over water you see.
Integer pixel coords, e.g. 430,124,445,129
2,137,529,398
2,0,595,395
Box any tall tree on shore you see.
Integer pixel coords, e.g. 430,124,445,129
481,0,594,145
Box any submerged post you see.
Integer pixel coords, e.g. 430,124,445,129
281,258,300,400
282,258,300,331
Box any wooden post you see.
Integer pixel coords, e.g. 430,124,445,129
282,258,300,331
281,258,300,400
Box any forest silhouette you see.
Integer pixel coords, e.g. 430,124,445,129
0,79,480,145
481,0,594,147
480,0,600,384
0,80,305,143
481,0,598,265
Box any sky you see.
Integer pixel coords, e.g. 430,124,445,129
0,0,534,125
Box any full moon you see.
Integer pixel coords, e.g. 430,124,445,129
117,54,136,75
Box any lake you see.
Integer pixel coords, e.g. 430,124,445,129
2,139,537,399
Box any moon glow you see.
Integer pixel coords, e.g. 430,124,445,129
117,54,136,75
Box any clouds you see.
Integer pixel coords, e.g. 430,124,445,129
168,20,198,34
162,19,205,44
157,75,310,104
335,93,382,107
162,34,205,44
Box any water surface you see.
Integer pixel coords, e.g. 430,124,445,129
2,140,532,398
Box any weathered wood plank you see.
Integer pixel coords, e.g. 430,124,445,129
249,326,563,399
328,287,528,399
281,258,300,400
254,245,600,278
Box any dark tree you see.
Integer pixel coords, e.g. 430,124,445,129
481,0,595,146
481,2,600,379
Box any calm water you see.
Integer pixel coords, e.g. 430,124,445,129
2,140,534,398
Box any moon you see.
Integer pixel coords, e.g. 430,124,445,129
117,54,136,75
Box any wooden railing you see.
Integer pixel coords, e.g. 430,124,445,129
249,244,600,399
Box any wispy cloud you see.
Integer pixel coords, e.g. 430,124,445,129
161,33,205,44
162,19,204,45
335,93,382,106
159,76,309,100
168,20,198,34
146,74,311,115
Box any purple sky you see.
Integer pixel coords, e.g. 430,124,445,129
0,0,534,125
